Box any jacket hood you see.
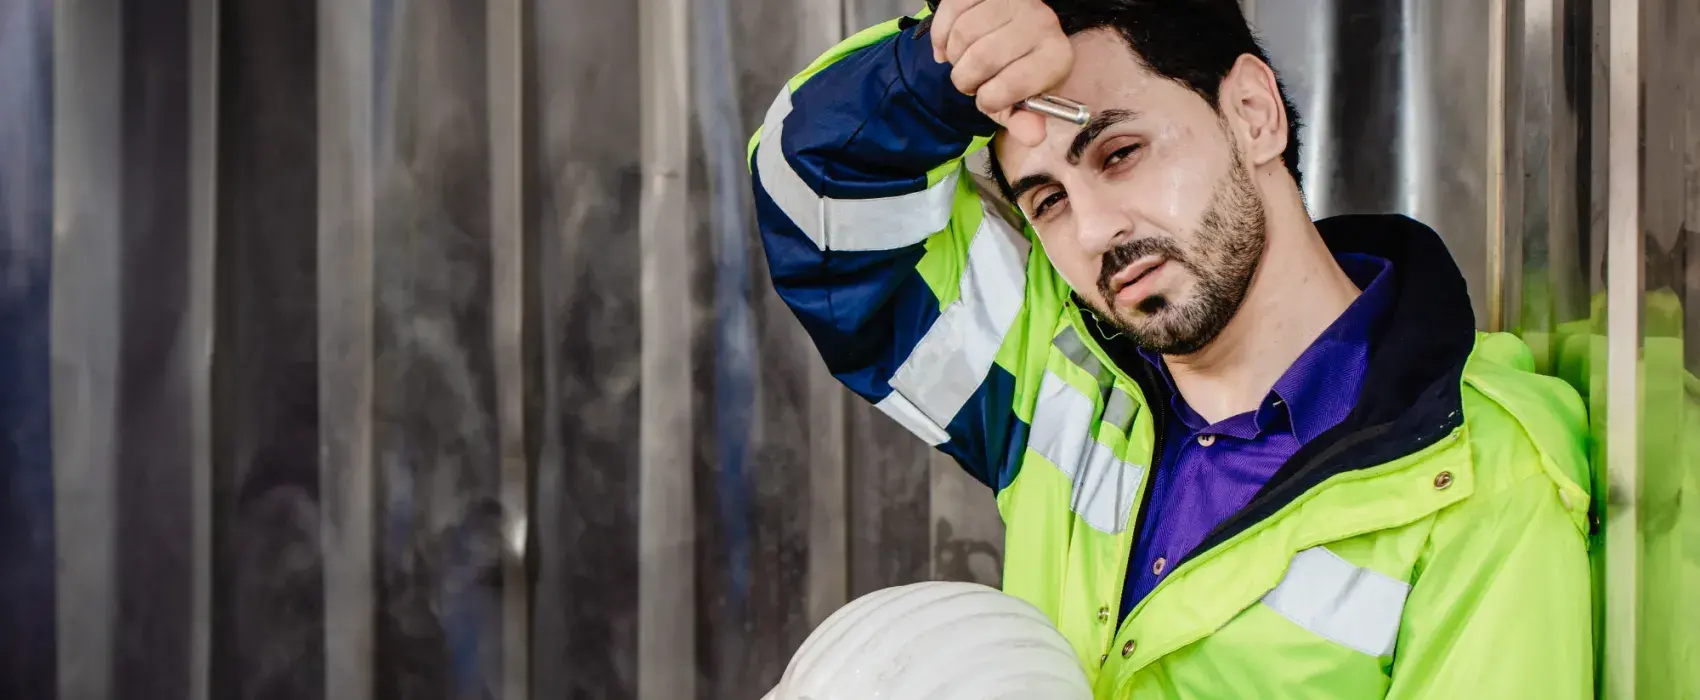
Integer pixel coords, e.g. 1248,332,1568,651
1203,214,1481,547
1085,213,1489,558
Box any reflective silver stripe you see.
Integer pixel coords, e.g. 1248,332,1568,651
1261,547,1410,657
755,88,961,252
1051,327,1108,386
1103,388,1139,435
1029,371,1145,534
883,200,1028,432
874,391,950,446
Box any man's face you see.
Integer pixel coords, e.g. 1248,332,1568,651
996,29,1267,355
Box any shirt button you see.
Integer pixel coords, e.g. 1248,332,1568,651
1098,606,1111,622
1434,471,1454,490
1121,639,1138,658
1152,557,1167,576
1197,434,1216,447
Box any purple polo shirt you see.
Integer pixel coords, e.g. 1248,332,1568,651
1119,253,1395,620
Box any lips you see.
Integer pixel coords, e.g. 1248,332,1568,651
1109,255,1167,300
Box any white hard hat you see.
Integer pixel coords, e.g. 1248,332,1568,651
763,580,1092,700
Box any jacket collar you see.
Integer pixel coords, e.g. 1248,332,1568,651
1084,213,1478,560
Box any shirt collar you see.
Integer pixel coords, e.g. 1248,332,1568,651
1139,253,1396,443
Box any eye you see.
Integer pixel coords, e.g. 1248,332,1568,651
1031,190,1067,219
1104,143,1142,169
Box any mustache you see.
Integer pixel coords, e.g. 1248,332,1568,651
1097,236,1188,301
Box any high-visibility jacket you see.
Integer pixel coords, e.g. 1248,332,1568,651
748,13,1594,699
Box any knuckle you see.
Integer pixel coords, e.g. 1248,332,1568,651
955,52,986,80
979,82,1012,110
950,66,977,94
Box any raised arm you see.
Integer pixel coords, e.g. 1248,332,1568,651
747,12,1034,486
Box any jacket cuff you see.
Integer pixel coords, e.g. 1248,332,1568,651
892,23,1000,138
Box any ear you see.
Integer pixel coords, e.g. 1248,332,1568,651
1220,54,1288,169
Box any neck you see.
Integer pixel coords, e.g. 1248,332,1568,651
1163,182,1360,423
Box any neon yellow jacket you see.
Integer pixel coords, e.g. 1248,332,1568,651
748,12,1594,698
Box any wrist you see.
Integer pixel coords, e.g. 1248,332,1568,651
893,23,999,138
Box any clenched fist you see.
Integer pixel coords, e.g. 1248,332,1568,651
930,0,1074,147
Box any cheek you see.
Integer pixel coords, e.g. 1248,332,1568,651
1038,233,1103,293
1140,127,1228,230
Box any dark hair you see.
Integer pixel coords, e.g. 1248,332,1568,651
989,0,1304,201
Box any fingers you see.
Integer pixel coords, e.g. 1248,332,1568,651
974,44,1072,115
949,22,1038,96
929,0,986,62
942,0,1012,65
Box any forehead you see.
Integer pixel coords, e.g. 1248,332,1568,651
994,29,1216,176
1053,29,1171,108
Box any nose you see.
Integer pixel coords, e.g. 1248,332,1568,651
1067,180,1134,256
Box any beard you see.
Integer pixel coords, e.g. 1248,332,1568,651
1092,148,1267,355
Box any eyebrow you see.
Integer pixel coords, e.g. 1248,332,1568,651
1006,109,1140,206
1066,109,1139,164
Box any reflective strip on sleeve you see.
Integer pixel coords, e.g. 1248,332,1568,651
1260,547,1411,657
1028,371,1145,534
881,200,1029,437
754,88,961,252
874,391,951,446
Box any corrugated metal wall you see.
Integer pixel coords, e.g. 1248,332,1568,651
0,0,1693,698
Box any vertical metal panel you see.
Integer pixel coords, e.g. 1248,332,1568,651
51,1,123,697
485,2,529,699
1503,0,1593,357
1251,0,1498,326
805,365,849,629
54,0,202,695
1486,0,1510,330
0,0,56,696
1628,1,1698,697
929,452,1004,586
637,0,695,696
188,0,220,696
211,1,327,696
1602,0,1641,695
317,0,377,696
368,1,506,696
113,1,199,692
846,405,933,596
528,0,642,694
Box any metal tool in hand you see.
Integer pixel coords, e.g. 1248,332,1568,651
1018,94,1090,125
918,1,1093,126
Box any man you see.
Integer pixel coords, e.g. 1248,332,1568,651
748,0,1594,697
